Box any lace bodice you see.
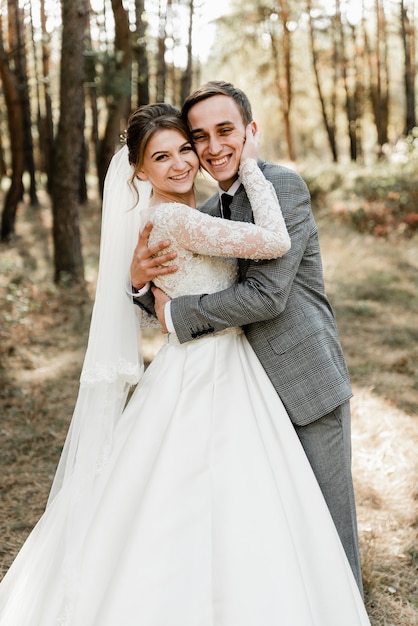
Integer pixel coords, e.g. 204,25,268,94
146,158,290,302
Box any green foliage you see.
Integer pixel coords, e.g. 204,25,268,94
382,327,418,348
353,280,415,308
95,51,132,99
338,302,376,320
308,151,418,238
302,168,344,202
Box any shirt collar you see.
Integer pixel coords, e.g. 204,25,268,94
218,178,241,199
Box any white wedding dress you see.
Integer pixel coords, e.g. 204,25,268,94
0,157,370,625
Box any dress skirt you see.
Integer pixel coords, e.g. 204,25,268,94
0,328,370,625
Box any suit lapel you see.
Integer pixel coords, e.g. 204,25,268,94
230,184,253,223
200,192,221,217
228,160,267,222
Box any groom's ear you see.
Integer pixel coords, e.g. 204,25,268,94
249,120,258,135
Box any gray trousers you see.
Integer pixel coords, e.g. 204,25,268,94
294,401,363,596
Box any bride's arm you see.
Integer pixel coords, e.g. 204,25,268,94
162,159,290,261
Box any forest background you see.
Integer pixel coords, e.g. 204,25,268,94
0,1,417,625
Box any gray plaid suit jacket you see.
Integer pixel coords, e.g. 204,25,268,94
169,160,352,426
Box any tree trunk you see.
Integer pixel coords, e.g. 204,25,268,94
351,20,364,163
181,0,194,104
85,18,100,184
156,0,167,102
0,106,7,178
400,0,416,134
135,0,150,107
335,0,358,161
270,0,295,162
307,0,338,162
39,0,55,192
278,0,294,161
10,1,39,206
0,14,25,241
97,0,132,195
51,0,88,284
370,0,389,154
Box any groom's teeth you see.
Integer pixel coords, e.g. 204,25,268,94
212,157,228,166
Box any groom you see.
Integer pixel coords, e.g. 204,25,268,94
130,81,363,592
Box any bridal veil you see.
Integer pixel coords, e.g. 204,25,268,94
48,144,151,502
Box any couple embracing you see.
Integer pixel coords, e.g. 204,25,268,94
0,81,370,625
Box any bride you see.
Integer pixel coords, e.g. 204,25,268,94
0,103,370,625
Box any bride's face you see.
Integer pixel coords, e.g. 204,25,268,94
138,129,199,204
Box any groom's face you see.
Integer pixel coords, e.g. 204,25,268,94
187,95,246,191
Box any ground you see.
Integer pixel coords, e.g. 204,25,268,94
0,176,417,625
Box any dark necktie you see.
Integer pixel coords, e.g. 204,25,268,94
221,193,233,219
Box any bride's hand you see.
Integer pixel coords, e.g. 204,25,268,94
240,123,261,163
130,222,178,290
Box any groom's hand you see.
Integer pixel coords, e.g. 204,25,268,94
130,222,178,289
151,286,171,333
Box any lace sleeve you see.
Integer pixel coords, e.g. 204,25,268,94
137,307,161,328
238,158,289,241
158,159,290,260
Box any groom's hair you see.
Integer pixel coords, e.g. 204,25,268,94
182,81,253,126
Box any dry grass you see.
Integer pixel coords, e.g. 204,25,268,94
317,214,418,624
351,391,418,625
0,182,417,624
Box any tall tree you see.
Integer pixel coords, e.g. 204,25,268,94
156,0,168,102
134,0,150,107
267,0,295,161
38,0,55,192
351,9,365,163
400,0,416,134
13,1,38,205
0,106,7,178
180,0,194,104
97,0,132,194
307,0,338,162
335,0,359,161
368,0,389,154
85,12,100,186
51,0,88,284
0,9,25,241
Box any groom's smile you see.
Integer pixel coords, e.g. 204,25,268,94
188,94,247,191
